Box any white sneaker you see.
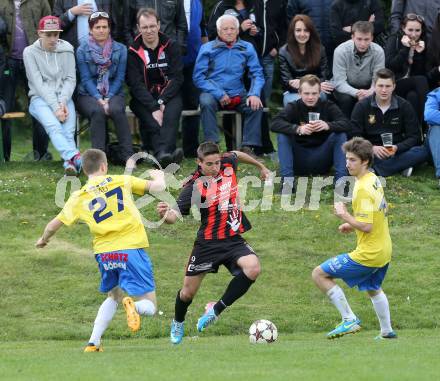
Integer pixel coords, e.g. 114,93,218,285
401,167,413,177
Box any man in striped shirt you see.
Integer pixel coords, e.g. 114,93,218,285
157,141,270,344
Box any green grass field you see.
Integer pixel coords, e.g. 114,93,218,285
1,124,439,380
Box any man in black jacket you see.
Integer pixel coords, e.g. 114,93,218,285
127,8,184,167
330,0,385,47
53,0,122,48
123,0,187,52
351,68,429,177
271,74,350,192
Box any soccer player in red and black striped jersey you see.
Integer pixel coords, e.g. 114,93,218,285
157,141,270,344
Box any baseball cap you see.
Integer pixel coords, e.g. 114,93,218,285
38,16,63,32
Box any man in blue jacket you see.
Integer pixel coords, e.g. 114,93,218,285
425,88,440,187
193,14,265,150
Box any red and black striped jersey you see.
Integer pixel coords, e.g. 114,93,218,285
175,152,251,240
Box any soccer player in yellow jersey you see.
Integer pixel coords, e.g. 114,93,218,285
312,137,397,340
35,149,166,352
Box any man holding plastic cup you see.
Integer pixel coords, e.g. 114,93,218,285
351,68,428,177
271,74,351,193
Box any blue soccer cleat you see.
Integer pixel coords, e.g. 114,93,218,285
327,318,361,339
375,331,398,340
197,307,218,332
170,319,184,345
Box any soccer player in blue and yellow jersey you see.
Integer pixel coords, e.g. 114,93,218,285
312,137,397,340
36,149,166,352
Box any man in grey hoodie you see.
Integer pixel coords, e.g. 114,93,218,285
23,16,81,175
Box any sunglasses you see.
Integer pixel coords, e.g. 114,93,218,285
405,13,425,23
90,11,109,20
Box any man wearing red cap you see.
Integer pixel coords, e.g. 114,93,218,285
0,0,52,161
23,16,82,175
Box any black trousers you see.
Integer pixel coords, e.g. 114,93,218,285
76,94,134,161
130,95,182,155
396,76,429,125
333,90,359,118
1,57,49,160
181,65,200,157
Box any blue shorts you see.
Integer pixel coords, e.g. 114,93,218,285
320,253,389,291
95,248,155,296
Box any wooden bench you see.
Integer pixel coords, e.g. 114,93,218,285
0,112,26,163
180,107,270,149
75,107,270,150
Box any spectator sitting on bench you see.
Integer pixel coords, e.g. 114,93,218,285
127,8,184,167
193,14,265,154
351,68,429,177
76,11,134,165
271,74,350,193
23,16,81,175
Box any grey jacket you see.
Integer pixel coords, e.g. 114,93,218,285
390,0,440,39
332,40,384,97
23,39,76,112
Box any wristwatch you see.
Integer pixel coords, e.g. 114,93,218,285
157,99,164,106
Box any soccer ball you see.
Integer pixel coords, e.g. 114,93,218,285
249,319,278,344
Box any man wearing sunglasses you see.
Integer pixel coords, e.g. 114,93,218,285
390,0,440,41
53,0,122,48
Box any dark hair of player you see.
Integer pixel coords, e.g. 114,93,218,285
342,137,374,167
197,141,221,160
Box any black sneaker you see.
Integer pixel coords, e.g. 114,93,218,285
156,152,173,168
172,148,184,164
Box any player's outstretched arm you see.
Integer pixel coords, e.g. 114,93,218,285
157,202,179,224
146,169,166,193
35,218,64,248
231,150,271,180
334,202,372,233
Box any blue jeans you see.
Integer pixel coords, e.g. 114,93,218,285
29,97,78,161
199,92,262,147
260,55,274,103
277,132,347,180
373,145,429,177
283,91,327,107
427,126,440,178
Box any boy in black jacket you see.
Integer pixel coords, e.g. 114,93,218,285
271,74,350,192
351,68,429,177
127,8,184,167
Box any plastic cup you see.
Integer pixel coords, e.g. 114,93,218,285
308,112,320,122
381,133,394,152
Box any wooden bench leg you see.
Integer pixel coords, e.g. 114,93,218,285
234,113,242,150
75,115,80,148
